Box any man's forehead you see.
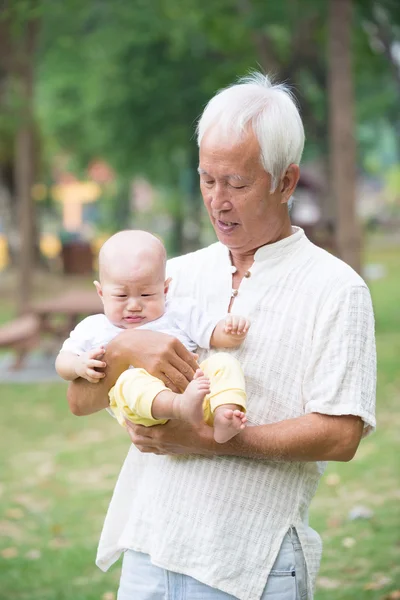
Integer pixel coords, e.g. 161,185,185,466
197,167,249,181
199,140,261,179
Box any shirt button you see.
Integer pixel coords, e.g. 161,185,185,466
244,271,251,278
231,289,238,297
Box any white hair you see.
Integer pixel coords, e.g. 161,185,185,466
196,72,305,191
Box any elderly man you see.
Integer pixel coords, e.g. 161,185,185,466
68,73,376,600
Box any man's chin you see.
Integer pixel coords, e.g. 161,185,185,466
214,229,242,249
213,225,240,245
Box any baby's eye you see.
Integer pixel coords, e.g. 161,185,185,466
113,294,127,298
141,294,155,297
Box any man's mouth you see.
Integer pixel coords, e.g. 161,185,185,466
216,219,239,232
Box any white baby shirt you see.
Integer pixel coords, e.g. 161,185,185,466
60,297,221,355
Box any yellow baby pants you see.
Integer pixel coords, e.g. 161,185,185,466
108,352,246,428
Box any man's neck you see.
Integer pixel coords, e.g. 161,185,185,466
230,223,293,274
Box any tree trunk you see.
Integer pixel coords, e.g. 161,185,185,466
182,146,202,254
170,198,184,257
14,17,38,313
328,0,361,273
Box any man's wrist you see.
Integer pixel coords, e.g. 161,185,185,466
198,422,253,457
213,425,265,459
105,330,134,371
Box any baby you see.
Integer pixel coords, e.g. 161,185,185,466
56,230,250,443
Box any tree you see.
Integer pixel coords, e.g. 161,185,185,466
328,0,361,273
0,1,40,311
33,0,400,259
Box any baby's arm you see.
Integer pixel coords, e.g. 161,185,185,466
210,315,250,348
55,347,106,383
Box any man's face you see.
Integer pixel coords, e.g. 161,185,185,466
199,129,294,255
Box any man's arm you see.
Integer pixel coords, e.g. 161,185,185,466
125,412,364,462
226,413,364,461
67,329,199,416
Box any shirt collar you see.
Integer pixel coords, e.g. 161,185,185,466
218,226,306,266
254,226,305,262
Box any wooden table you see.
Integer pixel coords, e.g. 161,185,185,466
0,290,103,369
33,289,103,339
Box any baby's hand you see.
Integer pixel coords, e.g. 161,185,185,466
75,346,106,383
224,315,250,339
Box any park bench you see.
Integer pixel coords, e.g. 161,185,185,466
34,289,102,336
0,313,41,369
0,290,102,369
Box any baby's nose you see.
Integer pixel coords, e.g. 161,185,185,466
127,298,142,311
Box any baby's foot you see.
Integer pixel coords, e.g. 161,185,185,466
213,408,247,444
176,369,210,426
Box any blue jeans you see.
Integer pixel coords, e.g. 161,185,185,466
117,529,308,599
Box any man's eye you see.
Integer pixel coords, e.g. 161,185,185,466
203,180,214,186
230,184,246,190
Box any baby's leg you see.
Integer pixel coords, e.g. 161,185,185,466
199,353,247,443
153,369,210,426
213,404,247,444
175,369,211,425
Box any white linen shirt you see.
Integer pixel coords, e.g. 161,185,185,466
60,297,220,355
96,227,376,600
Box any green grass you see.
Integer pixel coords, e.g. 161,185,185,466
310,246,400,599
0,246,399,599
0,382,128,600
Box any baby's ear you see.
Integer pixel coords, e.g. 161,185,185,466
93,280,103,299
164,277,172,294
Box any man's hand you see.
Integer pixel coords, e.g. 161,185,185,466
125,419,217,456
68,329,199,416
127,332,199,392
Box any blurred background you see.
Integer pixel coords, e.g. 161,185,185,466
0,0,399,599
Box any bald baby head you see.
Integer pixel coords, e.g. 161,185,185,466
98,230,166,284
94,230,170,329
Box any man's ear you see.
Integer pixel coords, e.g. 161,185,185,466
164,277,172,295
279,164,300,204
93,280,104,302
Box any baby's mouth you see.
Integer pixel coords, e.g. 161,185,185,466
124,315,145,322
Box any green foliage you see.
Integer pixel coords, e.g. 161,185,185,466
2,0,400,207
33,0,400,184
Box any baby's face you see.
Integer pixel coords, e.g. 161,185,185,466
96,263,168,329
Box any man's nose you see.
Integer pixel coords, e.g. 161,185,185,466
210,185,232,211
